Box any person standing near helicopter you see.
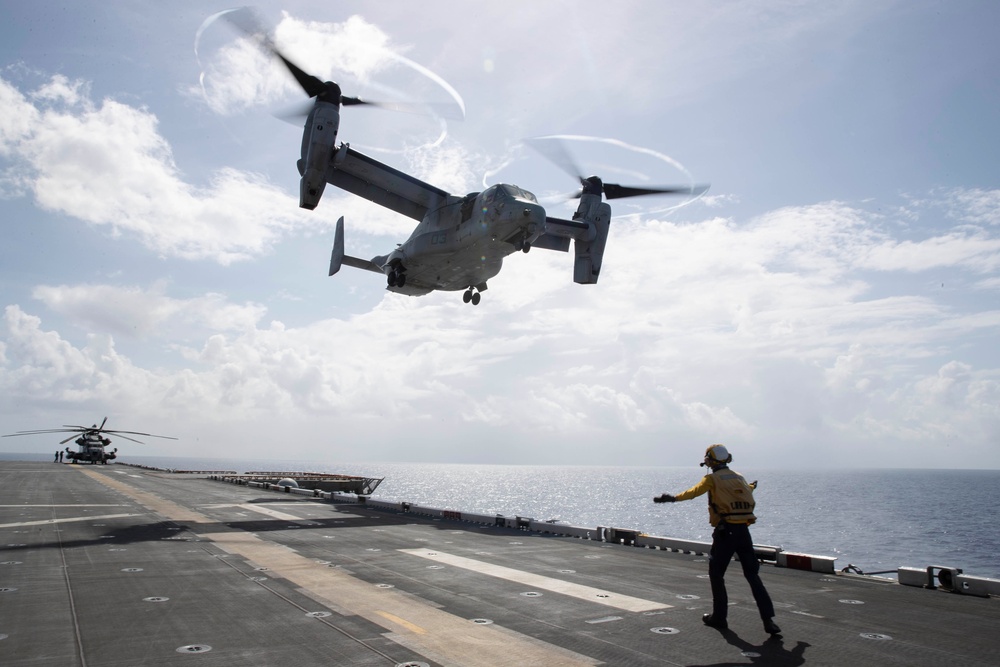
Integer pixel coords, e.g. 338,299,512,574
654,444,781,635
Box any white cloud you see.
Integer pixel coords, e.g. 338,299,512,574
195,13,421,116
859,231,1000,273
0,305,159,407
31,283,266,340
944,188,1000,227
0,77,38,154
30,74,87,106
3,188,999,464
0,73,327,264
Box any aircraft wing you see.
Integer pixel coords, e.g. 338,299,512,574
533,216,591,252
327,145,451,221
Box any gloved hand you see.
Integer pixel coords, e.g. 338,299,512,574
653,494,676,503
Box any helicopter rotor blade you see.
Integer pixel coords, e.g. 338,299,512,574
4,422,177,445
526,135,709,202
106,433,146,445
103,430,178,441
3,428,82,436
221,7,329,99
601,183,710,200
525,136,585,182
221,7,463,122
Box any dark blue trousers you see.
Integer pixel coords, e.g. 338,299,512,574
709,522,775,621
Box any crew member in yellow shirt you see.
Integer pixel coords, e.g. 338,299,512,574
654,444,781,635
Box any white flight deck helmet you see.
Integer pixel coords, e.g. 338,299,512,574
701,444,733,468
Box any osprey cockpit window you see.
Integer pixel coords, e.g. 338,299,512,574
500,184,537,202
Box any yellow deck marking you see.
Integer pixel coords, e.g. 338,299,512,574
376,610,428,635
401,548,670,613
0,513,137,529
76,467,212,524
75,467,600,667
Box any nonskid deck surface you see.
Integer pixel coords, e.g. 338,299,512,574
1,462,997,666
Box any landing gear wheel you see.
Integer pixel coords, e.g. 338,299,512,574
387,270,398,288
396,272,406,287
463,289,472,304
522,242,531,253
471,292,481,305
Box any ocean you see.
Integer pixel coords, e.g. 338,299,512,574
6,452,999,581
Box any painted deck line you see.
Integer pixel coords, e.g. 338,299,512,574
0,513,137,529
401,547,671,613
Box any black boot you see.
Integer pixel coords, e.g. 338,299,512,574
702,613,728,630
763,617,782,635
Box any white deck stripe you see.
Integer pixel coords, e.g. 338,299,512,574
77,467,602,666
0,504,127,507
200,503,305,521
400,548,670,613
0,513,137,528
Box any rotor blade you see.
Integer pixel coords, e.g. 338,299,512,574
602,183,710,200
3,429,83,436
525,137,584,182
60,435,79,445
272,99,316,124
222,7,328,98
106,433,146,445
274,53,329,99
99,416,108,430
342,97,465,119
102,430,178,440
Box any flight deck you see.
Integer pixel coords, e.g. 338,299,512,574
1,461,997,666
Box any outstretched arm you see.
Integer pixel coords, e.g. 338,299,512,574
654,475,714,504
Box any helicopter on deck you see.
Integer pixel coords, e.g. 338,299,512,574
221,8,707,305
2,417,177,464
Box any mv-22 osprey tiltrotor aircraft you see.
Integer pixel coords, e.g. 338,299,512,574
224,9,707,305
2,417,177,464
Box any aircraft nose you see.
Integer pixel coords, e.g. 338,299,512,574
520,201,546,226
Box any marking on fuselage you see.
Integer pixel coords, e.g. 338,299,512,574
400,548,670,613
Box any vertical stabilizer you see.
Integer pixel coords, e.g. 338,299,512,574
329,217,345,276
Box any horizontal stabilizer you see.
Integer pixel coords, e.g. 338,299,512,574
329,217,385,276
342,255,386,274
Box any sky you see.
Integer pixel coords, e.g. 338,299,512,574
1,1,998,468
